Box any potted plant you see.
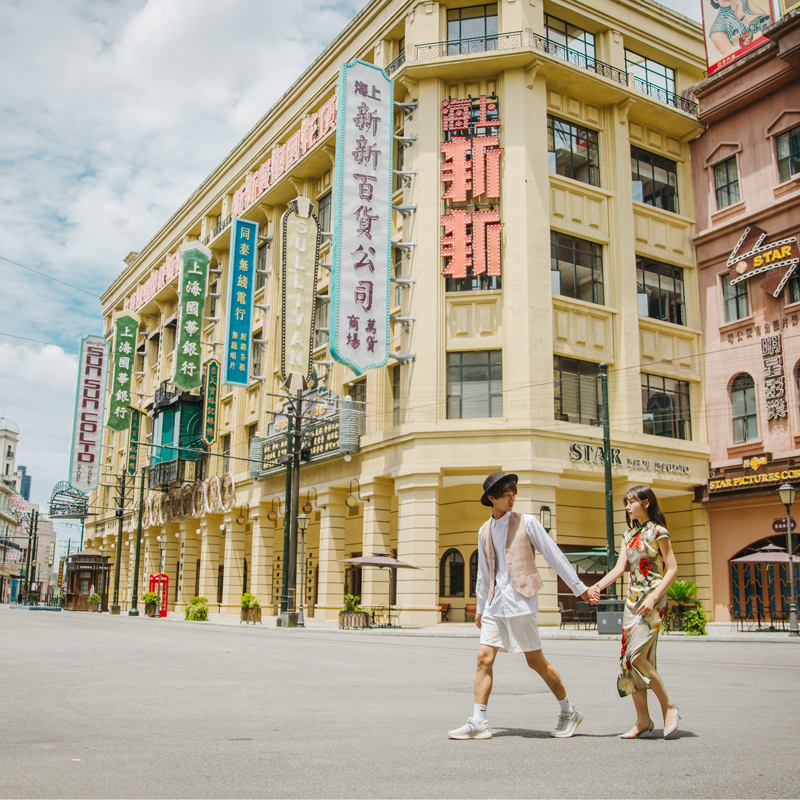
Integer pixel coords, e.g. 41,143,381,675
142,591,159,618
240,593,262,624
184,596,209,622
88,592,101,612
666,580,706,635
339,594,371,629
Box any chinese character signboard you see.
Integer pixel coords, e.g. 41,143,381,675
440,95,504,282
728,224,799,297
280,197,321,391
69,335,109,492
330,59,393,376
701,0,773,76
106,311,141,432
762,334,787,421
173,242,212,391
127,408,141,476
203,360,220,445
223,218,259,386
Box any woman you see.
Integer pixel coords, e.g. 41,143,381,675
588,486,680,739
708,0,770,57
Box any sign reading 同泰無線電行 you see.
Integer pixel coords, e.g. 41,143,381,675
441,95,504,284
69,335,109,493
280,197,320,391
330,59,393,376
203,360,220,446
224,218,259,387
106,312,140,432
172,242,212,391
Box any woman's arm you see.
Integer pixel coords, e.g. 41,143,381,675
710,30,737,56
635,537,678,616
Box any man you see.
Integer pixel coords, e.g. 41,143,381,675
448,471,591,740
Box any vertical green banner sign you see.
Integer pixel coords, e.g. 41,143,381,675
173,242,212,391
127,408,141,476
203,359,220,445
106,310,141,432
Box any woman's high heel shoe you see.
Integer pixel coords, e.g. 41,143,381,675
664,706,681,739
620,720,654,739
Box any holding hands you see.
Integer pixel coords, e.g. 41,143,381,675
586,584,601,604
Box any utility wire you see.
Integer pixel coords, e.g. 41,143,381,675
0,332,79,351
0,254,101,298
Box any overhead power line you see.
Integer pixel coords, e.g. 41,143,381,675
0,254,101,298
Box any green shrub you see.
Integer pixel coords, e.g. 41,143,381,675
342,594,361,612
185,596,209,621
666,580,699,606
241,593,260,609
142,592,159,606
88,592,101,604
682,606,707,636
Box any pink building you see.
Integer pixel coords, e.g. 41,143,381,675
691,10,800,624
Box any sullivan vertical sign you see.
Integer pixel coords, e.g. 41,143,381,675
69,335,110,493
330,59,393,375
280,197,321,391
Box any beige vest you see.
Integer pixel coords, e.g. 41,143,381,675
480,511,544,606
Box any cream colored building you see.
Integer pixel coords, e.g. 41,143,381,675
85,0,713,625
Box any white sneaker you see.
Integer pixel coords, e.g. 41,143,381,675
447,717,491,739
551,708,584,738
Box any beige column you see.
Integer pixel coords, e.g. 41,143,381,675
249,507,273,612
198,515,222,607
690,504,713,619
142,529,159,597
221,513,246,615
395,471,441,626
315,488,347,621
177,519,198,610
160,523,180,611
360,479,394,608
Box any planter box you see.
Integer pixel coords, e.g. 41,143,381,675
339,610,371,629
240,607,262,624
145,603,158,617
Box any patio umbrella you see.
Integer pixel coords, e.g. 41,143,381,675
564,548,616,572
730,546,800,563
339,551,420,623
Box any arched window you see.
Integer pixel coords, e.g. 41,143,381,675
469,549,479,597
440,549,465,597
731,373,757,443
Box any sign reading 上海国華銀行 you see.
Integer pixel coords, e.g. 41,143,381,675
330,59,393,376
105,311,140,433
172,242,212,392
69,335,109,493
223,218,258,387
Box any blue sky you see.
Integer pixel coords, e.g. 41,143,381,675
0,0,701,550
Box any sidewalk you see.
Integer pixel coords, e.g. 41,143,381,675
159,610,800,643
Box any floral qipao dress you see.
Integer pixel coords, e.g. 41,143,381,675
617,519,670,697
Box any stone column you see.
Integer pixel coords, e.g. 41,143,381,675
315,488,347,621
360,479,394,608
395,471,441,626
249,507,274,612
221,513,246,615
161,523,180,611
177,519,198,611
198,515,222,608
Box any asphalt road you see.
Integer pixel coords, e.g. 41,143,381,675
2,606,798,799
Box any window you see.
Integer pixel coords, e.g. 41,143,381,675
314,296,330,348
221,434,231,473
789,274,800,304
256,243,268,289
447,4,498,54
247,423,258,454
350,379,367,435
209,280,218,318
553,356,601,426
642,373,691,440
393,247,403,307
252,332,263,377
544,14,596,63
714,157,740,210
636,257,685,325
317,192,332,234
469,549,479,597
625,50,676,98
722,274,749,322
444,253,502,292
440,549,465,597
631,146,678,213
548,116,600,187
447,351,503,419
777,125,800,183
551,231,604,304
731,373,757,444
391,365,401,426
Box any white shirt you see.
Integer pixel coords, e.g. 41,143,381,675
476,513,588,617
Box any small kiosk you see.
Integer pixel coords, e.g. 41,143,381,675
63,550,110,611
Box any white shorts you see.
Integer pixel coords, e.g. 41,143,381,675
479,613,542,654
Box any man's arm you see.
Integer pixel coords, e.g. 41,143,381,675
474,531,490,627
525,516,589,598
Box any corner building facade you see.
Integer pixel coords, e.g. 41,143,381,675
86,0,712,625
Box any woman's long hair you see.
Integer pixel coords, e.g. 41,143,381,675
624,485,667,529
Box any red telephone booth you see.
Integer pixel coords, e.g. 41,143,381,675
148,573,169,618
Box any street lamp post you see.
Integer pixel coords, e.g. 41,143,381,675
296,513,310,628
99,546,109,611
158,535,167,575
777,483,799,637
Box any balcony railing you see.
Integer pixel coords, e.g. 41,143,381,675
416,30,527,60
632,78,699,117
386,49,406,76
202,214,232,246
530,34,628,85
149,458,200,489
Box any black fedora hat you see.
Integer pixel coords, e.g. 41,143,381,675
481,471,519,507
